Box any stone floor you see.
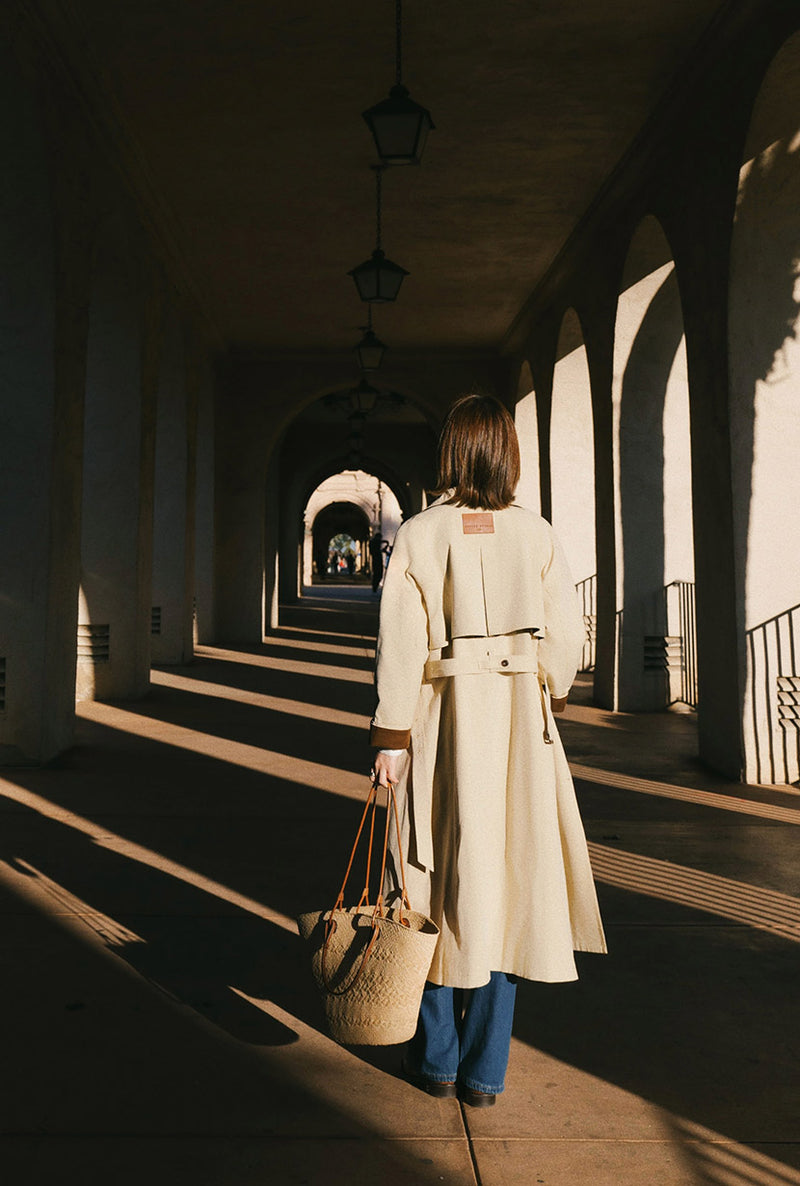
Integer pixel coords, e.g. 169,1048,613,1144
1,592,799,1185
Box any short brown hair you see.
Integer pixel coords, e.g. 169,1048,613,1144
433,394,521,510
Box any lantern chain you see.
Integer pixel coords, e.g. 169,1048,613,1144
395,0,403,86
374,164,384,251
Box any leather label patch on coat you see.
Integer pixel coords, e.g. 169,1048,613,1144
462,512,494,535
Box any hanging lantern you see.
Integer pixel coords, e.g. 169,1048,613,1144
348,166,408,302
349,249,407,303
355,322,387,371
363,85,434,166
363,1,434,165
350,378,380,414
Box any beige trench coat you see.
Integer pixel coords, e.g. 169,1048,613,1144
371,499,607,988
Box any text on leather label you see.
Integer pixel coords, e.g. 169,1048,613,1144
462,513,494,534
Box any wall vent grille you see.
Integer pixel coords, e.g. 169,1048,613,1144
644,635,683,673
777,676,800,729
77,624,110,663
151,607,161,636
0,657,6,710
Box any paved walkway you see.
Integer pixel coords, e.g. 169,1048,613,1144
1,596,799,1185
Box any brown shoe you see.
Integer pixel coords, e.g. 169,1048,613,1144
459,1086,496,1107
402,1060,457,1099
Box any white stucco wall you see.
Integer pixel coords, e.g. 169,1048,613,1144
514,374,541,515
661,337,694,587
731,122,800,781
550,311,596,586
612,233,694,709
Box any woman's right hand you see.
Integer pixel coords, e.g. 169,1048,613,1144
372,749,405,787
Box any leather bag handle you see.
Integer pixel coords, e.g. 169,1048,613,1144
320,778,412,995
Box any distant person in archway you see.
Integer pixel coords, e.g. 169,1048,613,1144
314,537,329,582
370,394,606,1107
369,530,386,593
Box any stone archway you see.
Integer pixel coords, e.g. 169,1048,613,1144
730,30,800,784
310,500,372,582
268,387,436,625
613,215,694,711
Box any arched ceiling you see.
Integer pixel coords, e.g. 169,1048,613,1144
311,501,372,541
63,0,724,353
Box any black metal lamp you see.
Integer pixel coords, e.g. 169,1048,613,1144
355,307,387,371
348,166,408,302
349,378,380,417
363,0,434,165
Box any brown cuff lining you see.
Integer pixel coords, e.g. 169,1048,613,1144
370,725,412,749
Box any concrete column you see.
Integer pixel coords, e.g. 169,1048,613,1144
278,454,303,608
514,361,541,514
302,506,315,588
582,299,619,712
151,308,196,664
214,371,267,642
76,220,152,700
550,309,597,675
527,319,559,525
264,450,280,633
193,351,215,645
671,221,742,777
0,47,89,763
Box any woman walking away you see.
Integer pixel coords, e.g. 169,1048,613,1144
370,394,607,1107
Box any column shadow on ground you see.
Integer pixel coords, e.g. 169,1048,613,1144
200,640,376,672
264,627,376,648
0,869,461,1186
98,679,372,775
153,653,376,719
278,603,378,636
5,626,799,1178
514,920,800,1164
6,728,799,1169
0,729,382,1045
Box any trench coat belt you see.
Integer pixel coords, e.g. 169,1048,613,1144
423,654,540,681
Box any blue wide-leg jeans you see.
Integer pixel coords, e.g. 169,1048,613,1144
406,972,518,1094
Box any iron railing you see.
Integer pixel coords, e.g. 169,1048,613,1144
575,574,597,672
666,580,697,708
746,603,800,785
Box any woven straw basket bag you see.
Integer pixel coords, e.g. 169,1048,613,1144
297,780,439,1046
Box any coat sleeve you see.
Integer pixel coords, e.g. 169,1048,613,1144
370,524,430,749
538,529,587,699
